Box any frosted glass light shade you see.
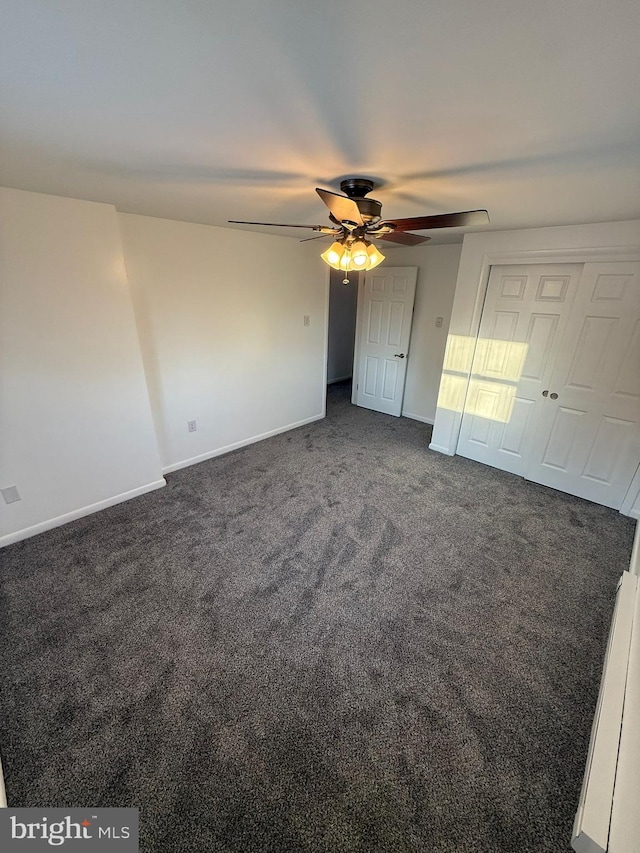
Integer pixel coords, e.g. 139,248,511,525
351,240,369,267
321,241,346,269
366,243,385,269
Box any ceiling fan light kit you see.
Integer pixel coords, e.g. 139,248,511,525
229,177,489,283
321,237,386,278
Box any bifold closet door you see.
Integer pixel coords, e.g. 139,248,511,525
525,262,640,509
456,264,583,476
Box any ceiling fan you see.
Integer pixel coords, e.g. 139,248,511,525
229,177,489,282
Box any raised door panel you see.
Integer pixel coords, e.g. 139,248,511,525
614,320,640,399
565,316,618,391
366,299,384,344
539,406,587,471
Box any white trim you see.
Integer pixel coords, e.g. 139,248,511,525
630,523,640,578
620,465,640,519
0,479,167,548
402,411,434,425
428,442,454,455
161,413,325,475
328,374,353,384
477,245,640,267
0,752,6,808
321,265,331,418
571,572,639,853
351,271,365,405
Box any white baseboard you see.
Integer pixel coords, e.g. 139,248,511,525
429,442,455,455
0,751,6,808
620,466,640,519
162,413,325,475
0,479,167,548
402,411,434,425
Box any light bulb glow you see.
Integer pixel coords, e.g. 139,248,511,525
351,240,369,267
339,248,352,271
320,238,385,273
321,241,346,269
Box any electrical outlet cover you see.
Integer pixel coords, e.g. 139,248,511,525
1,485,21,504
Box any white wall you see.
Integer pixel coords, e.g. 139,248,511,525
118,214,328,473
376,244,462,424
0,188,164,546
429,219,640,460
327,270,357,383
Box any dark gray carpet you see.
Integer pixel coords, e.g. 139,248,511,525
0,381,635,852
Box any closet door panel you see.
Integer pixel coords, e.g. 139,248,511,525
525,262,640,509
456,264,583,476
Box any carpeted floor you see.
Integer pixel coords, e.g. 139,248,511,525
0,381,635,852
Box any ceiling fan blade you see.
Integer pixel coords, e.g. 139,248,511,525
378,232,431,246
299,234,337,243
228,220,322,229
381,209,490,232
315,188,364,226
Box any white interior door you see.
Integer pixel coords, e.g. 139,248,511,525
354,267,417,416
457,264,583,475
525,262,640,509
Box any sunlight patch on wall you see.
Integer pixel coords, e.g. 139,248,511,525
437,334,529,423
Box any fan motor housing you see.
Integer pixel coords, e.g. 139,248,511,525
355,197,382,223
339,178,382,223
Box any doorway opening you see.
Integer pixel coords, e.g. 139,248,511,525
326,268,358,394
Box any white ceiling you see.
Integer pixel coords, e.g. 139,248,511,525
2,0,639,244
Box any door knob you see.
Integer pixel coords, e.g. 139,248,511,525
550,392,558,400
542,390,549,397
394,353,406,359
